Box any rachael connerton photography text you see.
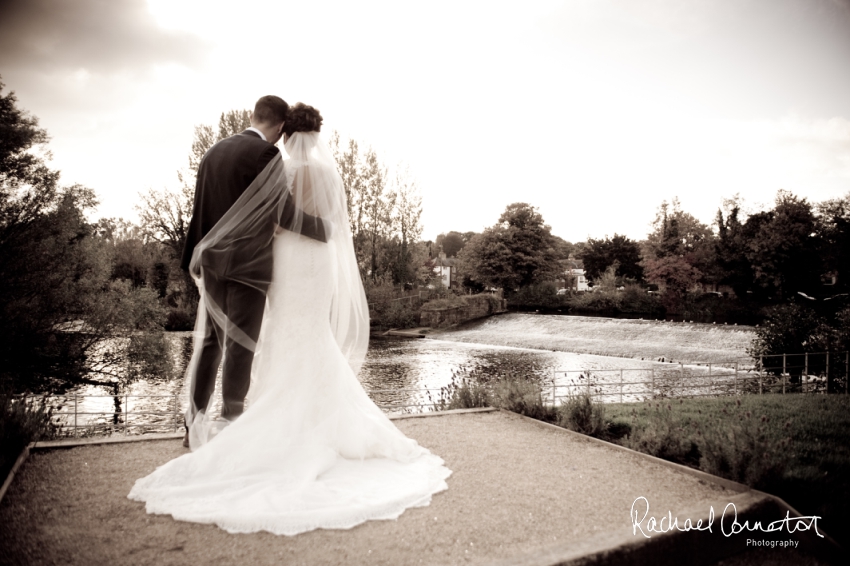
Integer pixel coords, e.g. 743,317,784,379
630,497,824,539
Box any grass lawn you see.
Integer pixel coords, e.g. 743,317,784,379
604,394,850,548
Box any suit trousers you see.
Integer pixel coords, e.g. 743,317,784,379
190,274,267,421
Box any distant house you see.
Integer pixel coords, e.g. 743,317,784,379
562,259,589,292
432,252,458,288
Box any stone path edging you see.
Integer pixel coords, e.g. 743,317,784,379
501,409,751,494
497,409,845,566
0,444,31,505
389,407,497,420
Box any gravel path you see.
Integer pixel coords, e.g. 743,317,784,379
1,410,736,565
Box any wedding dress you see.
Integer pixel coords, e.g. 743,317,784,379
128,132,451,535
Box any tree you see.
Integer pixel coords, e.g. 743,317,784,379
361,149,395,281
136,182,193,259
643,198,718,288
644,198,713,258
0,79,172,394
550,235,574,261
435,231,467,257
187,109,251,177
745,190,821,300
715,202,755,298
386,165,423,285
328,131,425,286
643,255,703,312
580,234,644,283
138,109,251,259
816,192,850,293
456,203,560,293
136,110,253,325
0,80,60,249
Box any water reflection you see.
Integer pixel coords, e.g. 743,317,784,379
56,316,754,435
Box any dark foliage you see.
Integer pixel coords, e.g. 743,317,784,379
0,78,172,395
580,234,644,283
457,203,560,294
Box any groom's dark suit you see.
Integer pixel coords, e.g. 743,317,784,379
182,129,326,421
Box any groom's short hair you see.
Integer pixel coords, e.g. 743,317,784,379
253,95,289,125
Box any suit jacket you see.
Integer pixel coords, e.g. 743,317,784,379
181,130,327,282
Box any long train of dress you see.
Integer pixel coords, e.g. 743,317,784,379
128,230,452,535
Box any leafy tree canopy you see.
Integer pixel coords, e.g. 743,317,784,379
816,192,850,293
579,233,643,283
457,203,559,293
0,78,172,394
643,197,718,286
435,231,467,257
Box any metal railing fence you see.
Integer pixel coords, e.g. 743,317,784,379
28,388,450,438
24,351,849,436
548,351,849,406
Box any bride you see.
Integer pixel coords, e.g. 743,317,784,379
128,103,452,535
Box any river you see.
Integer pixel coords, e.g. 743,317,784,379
56,313,757,434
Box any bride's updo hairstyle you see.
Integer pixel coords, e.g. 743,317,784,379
284,103,323,137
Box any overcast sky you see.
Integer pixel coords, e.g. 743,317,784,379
1,0,849,242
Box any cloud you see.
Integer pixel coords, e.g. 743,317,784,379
0,0,208,75
538,0,850,118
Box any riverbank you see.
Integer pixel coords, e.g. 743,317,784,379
507,287,765,326
604,394,850,550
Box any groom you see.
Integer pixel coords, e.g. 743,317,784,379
180,95,327,447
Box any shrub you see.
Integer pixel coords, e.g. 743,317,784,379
566,289,622,312
693,399,788,489
165,308,194,331
623,400,700,467
432,367,492,410
557,391,607,437
477,292,504,312
380,300,420,329
748,303,824,362
435,363,559,420
619,284,665,314
508,282,568,310
366,278,422,330
492,375,556,421
421,295,468,311
1,391,57,480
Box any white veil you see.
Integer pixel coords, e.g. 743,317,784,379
183,131,369,436
279,130,370,374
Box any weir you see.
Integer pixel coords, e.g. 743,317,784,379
429,312,756,365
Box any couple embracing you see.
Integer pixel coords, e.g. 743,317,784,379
128,96,451,536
